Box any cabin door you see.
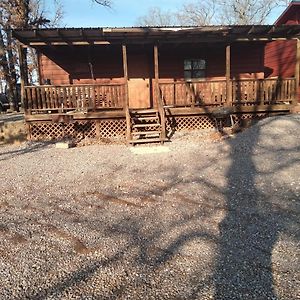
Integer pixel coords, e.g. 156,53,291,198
127,53,152,109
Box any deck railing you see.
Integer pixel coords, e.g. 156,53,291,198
159,80,227,107
24,78,295,115
24,83,126,114
159,78,296,107
232,78,295,105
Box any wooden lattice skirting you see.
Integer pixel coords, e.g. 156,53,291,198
28,119,127,141
165,113,271,135
28,113,276,141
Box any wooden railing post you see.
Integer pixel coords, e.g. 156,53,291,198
226,44,232,106
17,43,29,113
294,38,300,106
154,44,159,106
122,44,131,141
154,44,166,141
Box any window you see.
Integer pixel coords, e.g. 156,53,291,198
184,59,206,80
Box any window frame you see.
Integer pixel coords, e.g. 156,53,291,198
184,58,206,81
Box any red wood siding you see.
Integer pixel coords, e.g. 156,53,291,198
159,43,264,81
264,40,296,78
39,43,265,85
231,44,265,79
38,45,125,85
38,43,266,107
269,3,300,102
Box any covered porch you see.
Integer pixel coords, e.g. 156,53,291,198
13,25,300,142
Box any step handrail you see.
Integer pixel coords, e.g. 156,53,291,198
157,92,166,141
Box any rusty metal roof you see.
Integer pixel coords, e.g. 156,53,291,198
13,25,300,46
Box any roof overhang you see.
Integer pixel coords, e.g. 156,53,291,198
12,25,300,47
275,1,300,25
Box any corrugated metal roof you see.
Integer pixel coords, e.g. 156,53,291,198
12,25,300,46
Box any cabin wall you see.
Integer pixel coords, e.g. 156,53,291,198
39,43,265,85
38,43,266,108
158,43,265,81
268,3,300,102
38,45,125,85
264,40,296,78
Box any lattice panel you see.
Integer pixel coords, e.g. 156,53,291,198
166,115,216,132
30,122,65,140
98,119,126,138
29,121,97,141
232,113,269,126
29,119,126,141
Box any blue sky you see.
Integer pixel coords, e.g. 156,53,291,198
49,0,288,27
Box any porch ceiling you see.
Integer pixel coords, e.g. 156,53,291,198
13,25,300,46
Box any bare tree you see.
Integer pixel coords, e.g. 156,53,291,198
136,0,289,27
176,1,217,26
92,0,113,7
136,7,177,27
219,0,289,25
0,0,63,110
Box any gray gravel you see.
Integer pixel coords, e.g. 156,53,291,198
0,115,299,299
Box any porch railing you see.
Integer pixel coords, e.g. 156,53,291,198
159,80,227,107
24,83,126,114
232,78,295,105
159,78,296,107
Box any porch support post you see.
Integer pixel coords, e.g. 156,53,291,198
122,44,131,141
154,44,166,141
294,38,300,106
36,50,42,85
154,44,160,105
17,43,29,113
226,44,232,106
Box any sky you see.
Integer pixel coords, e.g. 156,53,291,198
48,0,288,28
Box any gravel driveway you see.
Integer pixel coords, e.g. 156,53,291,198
0,115,299,299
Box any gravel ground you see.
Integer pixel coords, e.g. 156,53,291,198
0,115,299,299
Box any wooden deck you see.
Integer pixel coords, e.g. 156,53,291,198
23,78,295,142
24,78,295,116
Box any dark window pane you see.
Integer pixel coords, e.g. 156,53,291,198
192,70,205,78
193,59,206,69
184,71,192,79
184,60,192,70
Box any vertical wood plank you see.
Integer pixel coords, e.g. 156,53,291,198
226,44,231,106
17,43,28,113
294,38,300,106
36,50,42,85
25,88,31,111
91,85,96,110
154,44,166,141
154,44,160,106
122,44,129,108
122,44,131,141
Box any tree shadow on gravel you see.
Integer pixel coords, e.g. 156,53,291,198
214,115,300,300
0,142,52,161
215,122,278,299
18,117,300,300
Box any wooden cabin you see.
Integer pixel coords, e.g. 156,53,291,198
13,25,300,144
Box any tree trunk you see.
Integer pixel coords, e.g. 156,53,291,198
5,29,19,110
0,29,17,111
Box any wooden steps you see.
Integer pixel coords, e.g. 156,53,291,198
132,123,160,128
130,109,158,114
128,108,166,145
